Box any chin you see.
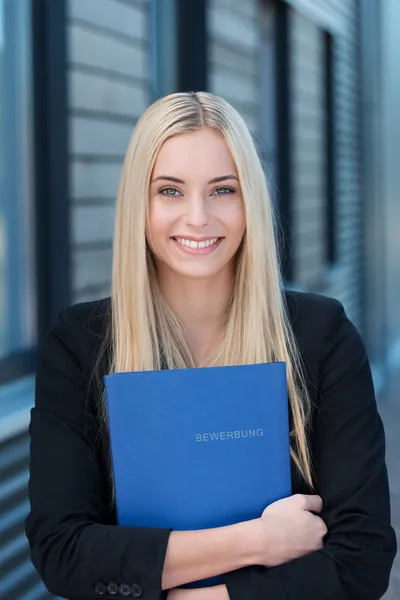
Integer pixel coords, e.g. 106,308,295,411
160,254,232,279
172,264,225,280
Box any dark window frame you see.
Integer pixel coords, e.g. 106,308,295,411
32,0,71,342
0,0,70,385
274,0,293,282
176,0,208,92
324,30,337,266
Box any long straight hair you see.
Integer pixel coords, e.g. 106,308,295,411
97,92,313,488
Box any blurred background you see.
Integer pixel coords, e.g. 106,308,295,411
0,0,399,598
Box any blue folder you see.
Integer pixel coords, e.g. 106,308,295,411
104,362,292,587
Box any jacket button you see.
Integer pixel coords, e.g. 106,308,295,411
119,583,131,596
107,582,119,595
131,584,143,597
94,582,107,595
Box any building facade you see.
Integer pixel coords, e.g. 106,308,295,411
0,0,398,597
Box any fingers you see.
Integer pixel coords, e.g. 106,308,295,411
320,519,328,537
294,494,323,514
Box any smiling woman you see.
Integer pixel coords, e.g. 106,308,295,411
25,91,396,600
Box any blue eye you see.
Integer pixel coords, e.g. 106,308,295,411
213,187,235,196
159,187,182,197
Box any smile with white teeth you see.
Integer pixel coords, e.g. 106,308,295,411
175,237,219,249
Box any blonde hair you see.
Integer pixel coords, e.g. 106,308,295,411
98,91,313,488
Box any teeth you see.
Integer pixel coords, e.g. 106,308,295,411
176,237,218,249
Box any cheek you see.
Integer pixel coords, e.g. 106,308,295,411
220,202,246,239
148,203,171,238
147,203,164,251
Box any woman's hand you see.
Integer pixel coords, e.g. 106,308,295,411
254,494,328,567
164,494,327,591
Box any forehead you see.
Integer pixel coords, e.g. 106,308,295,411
153,127,238,179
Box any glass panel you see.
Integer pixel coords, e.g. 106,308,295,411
0,0,6,355
259,0,278,203
149,0,178,100
0,0,36,360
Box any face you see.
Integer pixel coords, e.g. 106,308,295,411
147,127,246,281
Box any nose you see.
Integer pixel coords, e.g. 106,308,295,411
185,194,208,228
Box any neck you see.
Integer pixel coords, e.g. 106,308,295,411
156,263,235,365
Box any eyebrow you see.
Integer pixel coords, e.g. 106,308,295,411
151,174,239,185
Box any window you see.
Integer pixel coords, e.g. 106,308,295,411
150,0,207,96
260,0,293,282
324,30,337,265
149,0,178,100
176,0,207,92
0,0,37,383
260,0,279,200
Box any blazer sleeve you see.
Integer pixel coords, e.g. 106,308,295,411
25,308,172,600
223,298,397,600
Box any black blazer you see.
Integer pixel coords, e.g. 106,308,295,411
25,291,396,600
